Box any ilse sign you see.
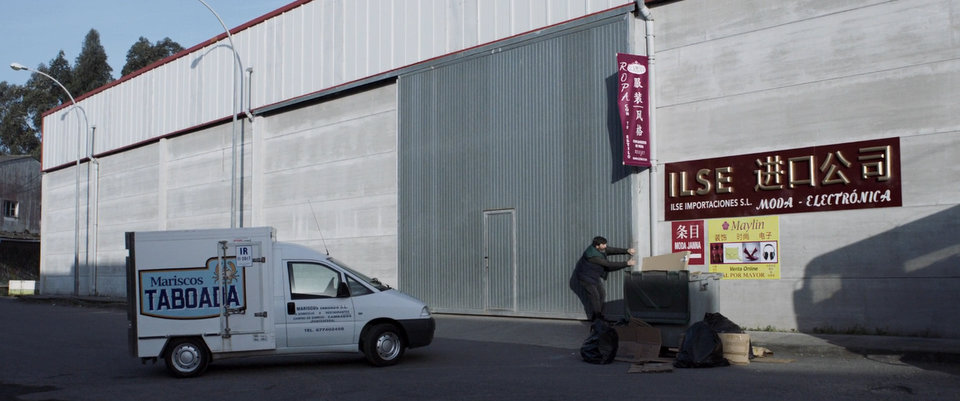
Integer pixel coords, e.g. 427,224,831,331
664,137,901,220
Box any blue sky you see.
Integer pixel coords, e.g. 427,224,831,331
1,0,293,86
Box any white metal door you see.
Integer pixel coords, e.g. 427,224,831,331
483,210,517,312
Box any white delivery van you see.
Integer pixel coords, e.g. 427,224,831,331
125,227,435,378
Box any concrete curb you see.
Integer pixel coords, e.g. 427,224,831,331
748,330,960,363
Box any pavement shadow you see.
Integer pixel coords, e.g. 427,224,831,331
793,204,960,372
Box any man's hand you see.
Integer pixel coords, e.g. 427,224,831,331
627,259,636,266
628,248,636,255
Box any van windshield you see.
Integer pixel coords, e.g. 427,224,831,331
329,257,391,291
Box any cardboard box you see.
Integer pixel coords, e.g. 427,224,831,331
614,318,662,363
637,251,691,272
718,333,750,365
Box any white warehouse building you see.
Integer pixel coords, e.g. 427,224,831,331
39,0,960,338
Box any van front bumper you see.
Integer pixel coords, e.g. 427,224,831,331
398,317,435,348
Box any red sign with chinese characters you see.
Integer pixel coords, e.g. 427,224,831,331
672,220,706,265
617,53,651,167
664,137,901,220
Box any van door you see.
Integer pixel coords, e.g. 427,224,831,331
218,242,271,334
213,240,275,352
282,261,356,347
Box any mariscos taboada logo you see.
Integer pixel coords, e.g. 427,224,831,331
139,257,247,319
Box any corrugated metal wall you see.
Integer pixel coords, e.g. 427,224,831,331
399,15,632,318
40,0,633,169
0,157,41,235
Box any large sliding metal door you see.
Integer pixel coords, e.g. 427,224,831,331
399,13,631,318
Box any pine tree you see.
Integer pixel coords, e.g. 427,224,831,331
121,37,185,77
122,37,154,77
47,51,74,103
71,29,113,96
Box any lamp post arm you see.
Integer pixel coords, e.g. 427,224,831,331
31,68,77,106
18,65,90,158
197,0,251,118
197,0,245,228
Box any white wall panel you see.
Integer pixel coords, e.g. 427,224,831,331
40,0,630,169
651,0,960,337
656,0,960,109
39,170,81,279
256,83,399,285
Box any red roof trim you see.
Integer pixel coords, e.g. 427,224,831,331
42,115,235,173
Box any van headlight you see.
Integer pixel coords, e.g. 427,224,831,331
420,306,432,318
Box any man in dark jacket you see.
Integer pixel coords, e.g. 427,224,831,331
574,236,636,321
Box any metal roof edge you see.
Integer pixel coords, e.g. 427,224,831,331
257,2,635,115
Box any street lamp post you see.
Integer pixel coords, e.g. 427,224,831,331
197,0,253,229
11,62,88,296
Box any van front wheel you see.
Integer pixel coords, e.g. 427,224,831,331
164,338,209,378
362,324,405,366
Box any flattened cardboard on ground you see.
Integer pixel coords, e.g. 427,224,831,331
614,318,662,363
752,346,773,357
628,362,673,373
636,251,691,272
748,346,793,363
751,357,794,364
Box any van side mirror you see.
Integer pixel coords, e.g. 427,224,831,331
337,281,350,298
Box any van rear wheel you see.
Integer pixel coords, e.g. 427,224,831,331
164,338,209,378
363,324,405,366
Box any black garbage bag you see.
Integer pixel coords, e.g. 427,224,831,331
703,312,743,333
580,320,618,364
702,312,756,359
674,321,729,368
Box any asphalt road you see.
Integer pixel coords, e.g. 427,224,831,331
2,297,959,401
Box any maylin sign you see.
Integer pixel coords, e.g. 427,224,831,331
617,53,650,167
664,137,901,220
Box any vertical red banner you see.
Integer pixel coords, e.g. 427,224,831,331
617,53,651,167
671,220,706,265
